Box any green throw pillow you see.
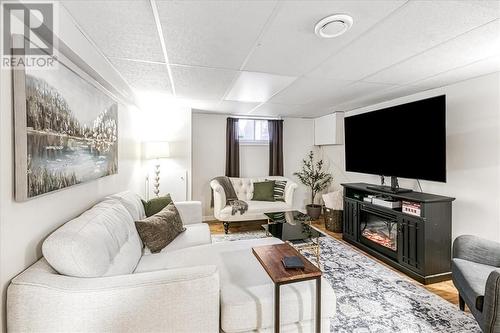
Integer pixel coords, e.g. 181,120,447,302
252,181,275,201
142,194,172,217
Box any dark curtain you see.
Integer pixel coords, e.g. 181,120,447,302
268,119,284,176
225,117,240,177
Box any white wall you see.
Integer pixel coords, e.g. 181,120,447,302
0,6,143,331
192,113,226,218
192,113,314,219
322,72,500,242
138,95,192,201
283,118,315,208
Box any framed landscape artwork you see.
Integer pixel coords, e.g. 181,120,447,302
13,51,118,201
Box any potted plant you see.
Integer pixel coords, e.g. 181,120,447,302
293,151,333,220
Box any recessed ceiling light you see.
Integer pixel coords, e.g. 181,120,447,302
314,14,353,39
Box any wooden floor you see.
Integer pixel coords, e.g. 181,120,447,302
206,218,463,309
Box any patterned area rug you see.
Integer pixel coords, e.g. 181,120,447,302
212,231,480,333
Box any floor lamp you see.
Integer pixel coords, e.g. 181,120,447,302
143,141,170,199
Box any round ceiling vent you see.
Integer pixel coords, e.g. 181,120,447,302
314,14,353,38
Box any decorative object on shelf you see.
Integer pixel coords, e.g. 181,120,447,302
13,46,118,201
293,151,333,220
143,141,170,198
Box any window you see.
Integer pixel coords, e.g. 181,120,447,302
238,119,269,144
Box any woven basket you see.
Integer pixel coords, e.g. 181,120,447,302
324,207,343,233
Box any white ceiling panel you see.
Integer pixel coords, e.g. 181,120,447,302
365,20,500,85
156,0,277,69
331,85,423,112
170,65,238,100
110,58,172,93
181,99,222,112
251,103,305,117
217,101,261,114
298,81,395,112
225,71,296,103
412,56,500,90
270,77,356,105
189,100,260,114
243,0,406,76
326,81,395,106
308,0,500,82
63,0,164,62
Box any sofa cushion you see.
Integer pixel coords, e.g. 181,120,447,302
134,238,336,332
230,177,290,201
219,200,291,221
135,203,186,253
452,258,496,312
252,181,275,201
107,191,145,220
141,223,212,256
42,199,142,278
163,223,211,252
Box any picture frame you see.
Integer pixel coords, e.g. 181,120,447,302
12,35,119,201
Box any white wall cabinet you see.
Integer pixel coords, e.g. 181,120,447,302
314,112,344,145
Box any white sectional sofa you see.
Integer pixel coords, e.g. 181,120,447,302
210,176,298,233
7,191,335,333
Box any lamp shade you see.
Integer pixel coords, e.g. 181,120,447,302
143,141,170,160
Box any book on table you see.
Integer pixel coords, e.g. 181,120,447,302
281,256,305,269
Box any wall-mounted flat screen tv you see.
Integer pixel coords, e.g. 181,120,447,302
344,95,446,182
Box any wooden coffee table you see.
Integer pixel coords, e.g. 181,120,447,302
252,243,322,333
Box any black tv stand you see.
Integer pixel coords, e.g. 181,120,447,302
366,185,413,194
341,182,455,284
367,176,412,194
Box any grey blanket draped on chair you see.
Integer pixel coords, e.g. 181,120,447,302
210,176,248,215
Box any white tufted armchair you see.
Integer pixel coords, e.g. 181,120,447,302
210,176,297,233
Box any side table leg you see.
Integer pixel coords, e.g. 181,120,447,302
316,277,321,333
316,243,321,268
275,283,280,333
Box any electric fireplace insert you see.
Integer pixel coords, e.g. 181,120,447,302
359,206,398,259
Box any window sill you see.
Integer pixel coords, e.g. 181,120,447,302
240,141,269,146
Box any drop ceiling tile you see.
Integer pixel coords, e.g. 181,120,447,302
412,55,500,90
244,0,406,76
157,0,277,69
332,85,424,111
184,100,260,114
110,58,172,93
218,101,261,114
329,81,395,105
308,0,500,81
62,1,164,62
225,71,296,103
365,20,500,85
180,99,222,112
270,77,355,105
251,103,305,117
170,65,238,100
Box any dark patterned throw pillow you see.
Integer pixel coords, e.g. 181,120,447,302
273,180,287,202
135,202,185,253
